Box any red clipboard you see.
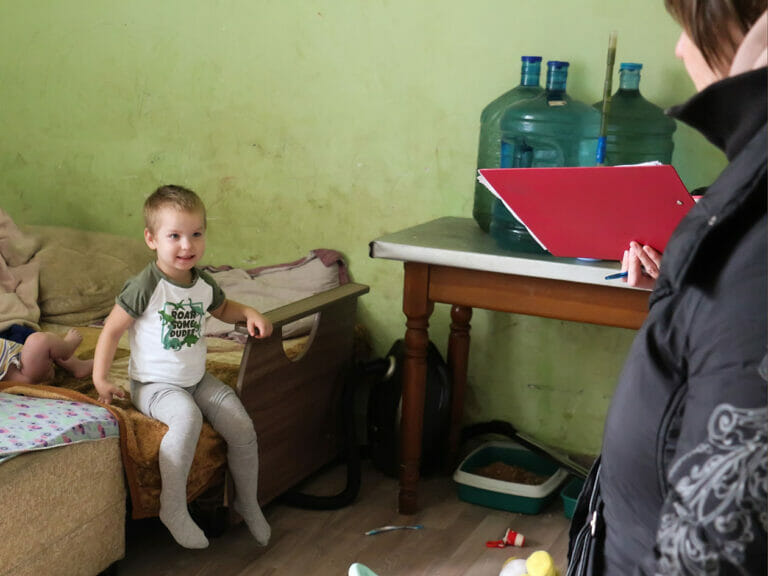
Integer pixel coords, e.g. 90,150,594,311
478,165,694,261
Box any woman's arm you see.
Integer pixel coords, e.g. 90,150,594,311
653,273,767,574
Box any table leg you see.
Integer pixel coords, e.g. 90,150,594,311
446,305,472,471
399,262,433,514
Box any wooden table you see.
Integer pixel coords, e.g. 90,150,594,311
369,217,650,514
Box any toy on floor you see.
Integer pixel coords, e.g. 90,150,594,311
349,563,379,576
499,550,560,576
364,524,423,536
486,528,526,548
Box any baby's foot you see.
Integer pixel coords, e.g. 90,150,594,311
56,356,94,379
61,329,84,360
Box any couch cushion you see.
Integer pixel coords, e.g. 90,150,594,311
27,226,152,326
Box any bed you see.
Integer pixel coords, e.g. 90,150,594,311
0,211,369,576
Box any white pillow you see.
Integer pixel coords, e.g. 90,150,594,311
204,254,341,339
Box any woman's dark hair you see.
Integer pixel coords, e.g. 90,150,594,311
665,0,767,72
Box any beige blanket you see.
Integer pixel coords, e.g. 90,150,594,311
0,209,41,333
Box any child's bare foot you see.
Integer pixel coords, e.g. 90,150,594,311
61,329,84,360
57,356,94,379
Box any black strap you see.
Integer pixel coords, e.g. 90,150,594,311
281,360,361,510
566,456,605,576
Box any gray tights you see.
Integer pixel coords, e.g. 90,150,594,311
131,373,270,548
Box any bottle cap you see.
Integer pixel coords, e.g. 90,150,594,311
521,56,543,63
547,60,570,70
619,62,643,71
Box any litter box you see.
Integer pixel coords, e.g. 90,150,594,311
561,477,585,519
453,441,568,514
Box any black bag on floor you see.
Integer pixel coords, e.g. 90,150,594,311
366,339,451,477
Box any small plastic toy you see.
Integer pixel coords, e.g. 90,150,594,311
364,524,424,536
499,550,560,576
486,528,526,548
349,563,379,576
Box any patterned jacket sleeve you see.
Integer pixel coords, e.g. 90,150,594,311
655,399,767,574
654,281,767,575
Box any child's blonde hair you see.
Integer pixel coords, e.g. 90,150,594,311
144,185,207,233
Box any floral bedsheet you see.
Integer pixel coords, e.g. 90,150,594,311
0,391,118,463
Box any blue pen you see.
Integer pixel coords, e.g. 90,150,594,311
604,271,628,280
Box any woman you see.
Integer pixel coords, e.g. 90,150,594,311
569,2,767,574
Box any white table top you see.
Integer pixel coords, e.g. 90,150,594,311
370,217,646,290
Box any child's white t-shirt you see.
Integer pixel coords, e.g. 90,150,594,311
117,262,225,387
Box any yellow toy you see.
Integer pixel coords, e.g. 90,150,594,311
499,550,560,576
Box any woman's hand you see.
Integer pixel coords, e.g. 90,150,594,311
621,241,662,289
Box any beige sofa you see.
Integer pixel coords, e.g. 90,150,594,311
0,440,125,576
0,220,367,576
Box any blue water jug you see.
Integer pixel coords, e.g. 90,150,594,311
472,56,544,232
592,63,676,166
490,61,601,253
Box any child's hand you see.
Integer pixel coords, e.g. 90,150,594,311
212,300,273,339
94,379,126,405
245,309,273,339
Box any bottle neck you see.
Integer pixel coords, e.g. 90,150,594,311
619,70,641,91
520,62,541,87
546,67,568,97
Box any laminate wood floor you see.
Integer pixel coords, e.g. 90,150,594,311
115,461,572,576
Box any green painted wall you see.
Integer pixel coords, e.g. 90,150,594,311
1,1,726,456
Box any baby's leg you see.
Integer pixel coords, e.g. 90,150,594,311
54,329,92,378
131,381,209,549
194,373,270,545
15,330,80,382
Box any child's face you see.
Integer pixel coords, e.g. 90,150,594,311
144,206,206,283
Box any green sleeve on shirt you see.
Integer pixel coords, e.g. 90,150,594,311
197,268,226,312
116,263,162,319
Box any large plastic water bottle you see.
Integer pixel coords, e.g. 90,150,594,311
592,63,676,165
472,56,544,232
490,61,601,253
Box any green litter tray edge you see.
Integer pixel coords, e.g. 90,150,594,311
453,441,568,515
561,477,585,519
